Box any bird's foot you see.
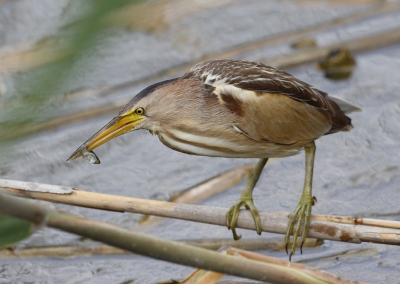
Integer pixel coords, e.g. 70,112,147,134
226,196,262,240
285,193,315,261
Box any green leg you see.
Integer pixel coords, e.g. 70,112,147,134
226,158,268,240
285,141,316,261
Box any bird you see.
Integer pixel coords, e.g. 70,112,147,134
68,59,361,260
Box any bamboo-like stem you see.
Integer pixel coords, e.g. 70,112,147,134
0,238,322,259
0,244,128,258
1,180,400,246
171,164,253,204
140,164,254,225
181,267,224,284
0,192,362,284
274,211,400,230
226,247,362,284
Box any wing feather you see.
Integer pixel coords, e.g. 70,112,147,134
191,59,334,115
188,59,357,141
236,92,331,144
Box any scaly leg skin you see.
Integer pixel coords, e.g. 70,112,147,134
285,142,316,261
226,158,268,240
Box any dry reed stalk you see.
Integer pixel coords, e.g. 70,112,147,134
180,267,224,284
1,179,400,246
139,164,254,225
0,238,322,259
0,192,364,284
226,247,368,284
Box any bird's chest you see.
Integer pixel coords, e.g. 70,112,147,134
156,127,302,158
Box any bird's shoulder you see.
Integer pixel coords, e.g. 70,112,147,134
185,59,334,115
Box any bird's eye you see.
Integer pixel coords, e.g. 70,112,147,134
135,107,145,115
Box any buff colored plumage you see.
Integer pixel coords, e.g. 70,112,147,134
68,59,361,260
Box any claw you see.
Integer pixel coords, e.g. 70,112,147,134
248,203,262,235
226,212,231,229
284,193,313,261
232,228,241,240
226,197,262,240
312,196,317,205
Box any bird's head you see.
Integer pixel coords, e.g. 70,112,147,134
67,78,181,163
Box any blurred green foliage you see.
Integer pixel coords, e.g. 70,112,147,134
0,0,140,145
0,214,34,249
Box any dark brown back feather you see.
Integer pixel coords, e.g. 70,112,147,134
188,59,352,134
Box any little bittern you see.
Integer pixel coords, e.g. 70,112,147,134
68,59,361,260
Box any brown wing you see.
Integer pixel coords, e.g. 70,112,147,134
190,59,335,115
216,85,332,144
189,59,352,144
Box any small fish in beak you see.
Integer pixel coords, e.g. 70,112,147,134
68,109,147,164
81,148,101,164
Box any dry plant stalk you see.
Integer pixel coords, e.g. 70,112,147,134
0,238,322,259
139,164,253,225
184,237,322,252
1,179,400,247
180,267,224,284
171,164,253,204
0,244,127,258
226,247,368,284
178,246,369,284
0,192,363,284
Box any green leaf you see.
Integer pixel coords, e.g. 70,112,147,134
0,214,34,249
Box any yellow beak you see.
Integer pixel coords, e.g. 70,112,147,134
67,113,145,163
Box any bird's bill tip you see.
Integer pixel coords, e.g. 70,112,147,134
67,147,101,164
67,114,145,163
66,151,81,162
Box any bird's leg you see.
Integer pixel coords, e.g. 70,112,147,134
285,141,316,261
226,158,268,240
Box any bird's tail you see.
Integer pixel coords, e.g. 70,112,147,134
327,95,362,114
325,95,361,134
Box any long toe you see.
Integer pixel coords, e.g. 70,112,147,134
285,194,313,260
227,204,242,240
226,198,262,240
